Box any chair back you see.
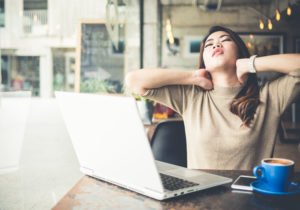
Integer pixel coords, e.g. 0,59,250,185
150,120,187,167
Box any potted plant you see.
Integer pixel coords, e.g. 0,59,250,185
80,79,122,93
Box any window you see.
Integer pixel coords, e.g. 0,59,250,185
0,0,4,27
24,0,47,10
16,56,40,96
4,56,40,96
23,0,48,34
78,22,124,93
52,49,76,93
1,55,40,96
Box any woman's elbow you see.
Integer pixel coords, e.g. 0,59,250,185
125,71,141,90
125,71,135,88
125,71,147,96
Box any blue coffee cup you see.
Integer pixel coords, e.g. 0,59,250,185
253,158,294,192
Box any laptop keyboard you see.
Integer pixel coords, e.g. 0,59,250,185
159,173,198,191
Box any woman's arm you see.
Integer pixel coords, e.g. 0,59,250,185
125,68,213,96
237,54,300,114
236,54,300,83
255,54,300,73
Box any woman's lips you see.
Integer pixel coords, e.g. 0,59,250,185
212,48,224,57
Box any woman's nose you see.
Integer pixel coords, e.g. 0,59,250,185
213,42,222,49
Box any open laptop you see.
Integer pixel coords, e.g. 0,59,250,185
55,91,232,200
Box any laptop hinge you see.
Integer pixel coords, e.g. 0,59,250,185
80,166,94,175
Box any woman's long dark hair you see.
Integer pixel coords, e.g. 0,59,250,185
199,26,260,127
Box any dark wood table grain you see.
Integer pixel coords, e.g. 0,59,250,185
52,170,300,210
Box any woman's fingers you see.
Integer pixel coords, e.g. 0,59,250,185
198,68,211,79
193,69,213,90
199,77,213,90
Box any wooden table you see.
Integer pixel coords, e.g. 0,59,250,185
52,170,300,210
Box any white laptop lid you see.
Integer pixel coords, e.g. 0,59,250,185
55,92,164,193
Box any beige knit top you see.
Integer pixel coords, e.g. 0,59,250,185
145,71,300,170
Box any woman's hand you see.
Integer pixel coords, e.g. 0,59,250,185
236,58,251,84
193,69,213,90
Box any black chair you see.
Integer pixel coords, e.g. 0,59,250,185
150,120,187,167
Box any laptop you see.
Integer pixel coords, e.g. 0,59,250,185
55,91,232,200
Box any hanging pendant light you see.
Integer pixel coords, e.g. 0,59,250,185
275,9,281,21
287,2,292,16
259,19,264,30
274,0,280,22
166,18,174,45
268,19,273,30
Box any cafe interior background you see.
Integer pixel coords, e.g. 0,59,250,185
0,0,300,209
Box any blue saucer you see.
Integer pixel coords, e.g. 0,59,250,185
251,181,300,196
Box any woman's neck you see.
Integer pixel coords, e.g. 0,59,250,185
210,69,241,87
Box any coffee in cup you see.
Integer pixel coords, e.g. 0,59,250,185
253,158,294,192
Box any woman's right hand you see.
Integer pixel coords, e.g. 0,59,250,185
193,69,213,90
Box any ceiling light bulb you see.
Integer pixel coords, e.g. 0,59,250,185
166,19,171,26
275,9,281,21
166,19,172,31
169,35,174,45
259,20,264,30
166,24,171,32
287,6,292,16
268,19,273,30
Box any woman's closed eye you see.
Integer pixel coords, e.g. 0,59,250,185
221,38,232,42
204,43,213,48
205,38,232,48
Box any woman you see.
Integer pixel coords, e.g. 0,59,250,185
125,26,300,170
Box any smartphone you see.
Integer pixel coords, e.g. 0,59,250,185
231,175,257,191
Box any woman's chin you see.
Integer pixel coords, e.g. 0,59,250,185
206,66,224,73
206,62,236,73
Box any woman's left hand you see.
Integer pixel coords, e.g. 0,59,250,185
236,58,250,84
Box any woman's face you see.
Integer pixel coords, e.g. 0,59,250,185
202,31,239,72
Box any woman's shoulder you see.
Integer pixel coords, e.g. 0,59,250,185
181,84,207,95
143,84,205,100
259,71,299,90
158,84,205,93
